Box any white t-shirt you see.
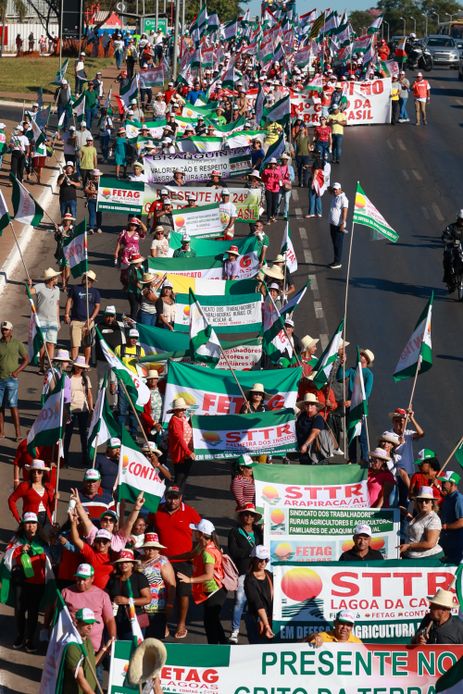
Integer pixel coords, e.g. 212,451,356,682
393,429,416,475
405,511,442,558
34,283,60,324
329,191,349,226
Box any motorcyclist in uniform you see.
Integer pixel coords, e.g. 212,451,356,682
405,33,418,67
441,210,463,293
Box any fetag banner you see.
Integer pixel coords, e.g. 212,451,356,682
272,560,458,643
108,639,463,694
291,78,392,125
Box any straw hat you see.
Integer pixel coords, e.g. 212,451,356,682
227,245,239,256
41,267,61,281
54,348,70,362
415,486,435,500
127,638,167,686
237,502,262,521
248,170,261,180
73,355,90,369
360,348,375,365
25,458,50,472
112,549,139,565
141,272,156,284
263,264,284,280
427,589,457,610
147,369,159,379
379,431,401,447
369,447,391,462
140,532,166,550
273,254,286,264
167,397,189,413
300,335,319,351
130,253,145,265
296,392,320,407
247,383,268,397
83,270,97,281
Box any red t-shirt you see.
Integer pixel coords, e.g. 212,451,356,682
314,125,331,142
149,502,201,562
79,543,114,589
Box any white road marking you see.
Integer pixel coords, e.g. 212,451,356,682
293,189,299,202
295,207,303,217
309,274,318,294
412,169,422,181
299,227,308,241
387,140,394,150
397,138,406,151
421,206,430,220
402,170,410,180
319,333,329,350
314,301,324,318
456,98,463,106
303,249,312,263
432,203,444,222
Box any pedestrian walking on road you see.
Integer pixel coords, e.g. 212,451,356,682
412,73,430,126
0,321,29,440
328,182,349,269
398,71,410,122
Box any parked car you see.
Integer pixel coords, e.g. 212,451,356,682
424,35,460,67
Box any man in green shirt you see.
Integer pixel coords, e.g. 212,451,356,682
84,81,99,130
62,607,99,694
0,320,29,440
173,234,196,258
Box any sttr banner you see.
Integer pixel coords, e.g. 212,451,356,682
173,292,263,333
192,409,297,460
163,361,301,422
96,176,145,214
143,147,252,183
253,464,370,514
143,185,261,221
291,78,392,126
171,203,224,237
272,560,458,643
148,253,259,280
264,507,400,563
108,640,463,694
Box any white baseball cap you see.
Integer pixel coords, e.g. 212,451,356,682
128,328,139,338
95,528,112,541
250,545,270,560
336,610,356,624
22,512,38,523
189,519,215,536
104,305,116,315
353,523,372,537
108,437,121,448
332,182,342,189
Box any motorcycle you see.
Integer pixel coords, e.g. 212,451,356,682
443,240,463,300
407,45,433,71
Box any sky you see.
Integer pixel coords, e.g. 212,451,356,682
246,0,375,17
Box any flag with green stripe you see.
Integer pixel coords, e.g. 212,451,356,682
26,285,45,365
353,182,399,243
311,320,344,389
393,294,433,381
0,189,10,236
189,289,222,365
10,174,44,226
27,375,65,452
62,220,88,278
87,378,120,460
347,347,368,444
118,429,166,511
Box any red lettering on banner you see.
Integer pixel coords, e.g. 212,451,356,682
332,572,359,596
427,572,456,596
345,483,364,498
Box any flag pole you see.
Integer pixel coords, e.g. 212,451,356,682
267,289,303,367
117,376,151,449
437,434,463,478
52,381,65,524
341,218,356,461
26,285,54,372
9,221,31,283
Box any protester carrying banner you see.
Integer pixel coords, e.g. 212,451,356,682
307,610,363,647
339,523,385,561
167,397,196,491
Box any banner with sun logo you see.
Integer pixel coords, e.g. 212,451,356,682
353,182,399,242
191,409,296,460
272,561,459,643
118,430,166,511
264,506,400,565
253,463,370,515
171,202,223,238
173,292,262,332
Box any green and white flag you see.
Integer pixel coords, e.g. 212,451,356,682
71,92,85,122
353,182,399,243
30,117,46,148
0,189,10,236
62,220,88,278
119,74,139,108
367,15,383,34
39,592,84,694
263,94,290,126
192,409,297,460
436,654,463,694
176,136,222,154
87,379,120,460
118,429,165,511
164,360,301,422
10,173,44,226
346,347,368,444
280,222,297,273
26,285,45,365
311,320,344,389
189,289,222,365
52,58,69,85
177,291,262,333
27,375,65,452
261,133,285,168
97,328,150,411
393,293,433,382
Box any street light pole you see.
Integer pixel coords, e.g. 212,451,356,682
172,0,180,80
384,19,390,43
59,0,64,70
422,12,429,37
400,16,406,35
409,16,417,34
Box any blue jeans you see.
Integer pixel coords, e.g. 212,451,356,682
316,142,330,161
0,377,19,407
232,574,247,631
278,188,291,218
114,49,123,69
399,96,409,120
332,134,343,162
139,310,157,326
100,133,110,161
87,198,102,230
118,388,138,437
309,189,322,216
60,198,77,218
85,106,98,129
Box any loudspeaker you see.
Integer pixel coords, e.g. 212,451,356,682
62,0,83,39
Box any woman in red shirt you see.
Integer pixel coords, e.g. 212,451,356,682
231,455,256,509
313,116,332,162
409,452,443,506
167,397,196,492
261,158,281,225
367,448,396,508
69,515,114,589
8,459,55,526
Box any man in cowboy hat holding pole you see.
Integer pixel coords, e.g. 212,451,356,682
412,589,463,644
65,270,101,363
296,393,327,464
28,267,61,370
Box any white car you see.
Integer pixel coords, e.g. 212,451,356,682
424,35,460,67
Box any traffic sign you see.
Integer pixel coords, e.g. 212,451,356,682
142,17,168,34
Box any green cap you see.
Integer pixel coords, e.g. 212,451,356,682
237,454,254,467
414,448,436,465
75,607,100,624
438,471,461,485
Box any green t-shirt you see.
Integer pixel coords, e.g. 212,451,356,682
79,146,96,170
62,639,96,694
84,89,98,110
173,249,197,258
202,550,220,594
0,337,27,379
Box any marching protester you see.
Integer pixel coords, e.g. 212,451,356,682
244,545,274,643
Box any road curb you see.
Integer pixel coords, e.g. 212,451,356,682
0,168,61,296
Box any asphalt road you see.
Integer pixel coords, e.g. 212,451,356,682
0,66,462,690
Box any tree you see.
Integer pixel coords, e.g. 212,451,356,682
377,0,462,37
185,0,243,25
0,0,26,56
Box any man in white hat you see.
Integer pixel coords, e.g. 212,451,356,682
9,124,30,181
339,523,384,561
78,468,114,519
57,161,81,219
61,607,101,693
28,268,61,369
249,220,269,265
65,271,101,361
296,393,327,463
307,610,363,646
173,235,196,258
386,406,425,476
115,329,146,437
411,72,430,126
95,306,126,402
0,321,29,440
261,157,280,224
328,182,349,269
412,589,463,644
338,348,374,463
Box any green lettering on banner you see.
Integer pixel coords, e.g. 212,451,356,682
97,176,144,214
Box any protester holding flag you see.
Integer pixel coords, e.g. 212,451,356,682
63,356,93,465
339,348,374,463
9,125,30,182
27,267,61,370
262,158,281,225
57,162,81,219
106,549,151,640
328,182,349,270
65,271,101,363
387,407,425,476
61,607,100,692
167,397,196,491
0,320,29,441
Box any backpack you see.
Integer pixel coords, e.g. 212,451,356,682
219,553,239,592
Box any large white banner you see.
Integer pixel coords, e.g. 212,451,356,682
143,185,261,221
143,147,252,183
171,203,223,237
291,78,392,125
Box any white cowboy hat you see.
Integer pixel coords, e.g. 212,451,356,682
147,369,159,378
141,272,156,284
427,589,457,610
247,383,268,397
369,447,391,462
54,348,70,361
41,267,61,281
360,348,375,364
297,393,320,407
127,638,167,686
263,264,284,280
83,270,97,281
167,397,189,413
73,355,90,369
300,335,319,351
